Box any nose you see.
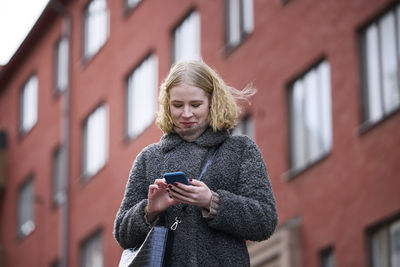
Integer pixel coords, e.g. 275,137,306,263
182,105,193,118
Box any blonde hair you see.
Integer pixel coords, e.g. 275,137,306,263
156,60,255,134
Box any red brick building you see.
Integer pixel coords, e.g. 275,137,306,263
0,0,399,266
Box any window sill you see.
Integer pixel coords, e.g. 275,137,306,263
52,86,68,100
285,152,331,181
123,0,143,19
81,163,107,186
223,32,253,57
18,123,37,143
358,106,400,136
17,221,36,241
123,121,155,145
82,39,109,69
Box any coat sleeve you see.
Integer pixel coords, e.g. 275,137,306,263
206,137,278,241
113,149,152,249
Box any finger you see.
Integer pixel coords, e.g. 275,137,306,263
188,179,203,186
154,179,167,187
172,182,197,194
149,184,159,194
168,189,192,204
168,185,192,198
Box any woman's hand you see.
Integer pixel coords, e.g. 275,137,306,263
146,179,178,220
167,179,212,209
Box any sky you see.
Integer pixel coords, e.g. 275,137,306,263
0,0,49,65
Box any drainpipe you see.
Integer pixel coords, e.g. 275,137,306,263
51,1,71,267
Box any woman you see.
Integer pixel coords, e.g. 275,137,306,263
114,60,278,266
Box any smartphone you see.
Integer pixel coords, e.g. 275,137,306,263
164,171,191,185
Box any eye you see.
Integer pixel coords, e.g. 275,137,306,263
172,103,183,108
191,103,201,108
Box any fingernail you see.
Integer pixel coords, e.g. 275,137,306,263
189,179,192,182
168,185,172,189
173,182,178,186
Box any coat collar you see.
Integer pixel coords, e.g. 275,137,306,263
160,127,230,153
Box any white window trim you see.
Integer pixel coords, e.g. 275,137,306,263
360,4,400,129
173,11,201,63
81,231,103,267
126,55,158,139
20,75,38,134
82,105,108,179
232,115,254,139
369,216,400,267
83,0,109,60
289,61,332,175
226,0,254,49
55,36,69,92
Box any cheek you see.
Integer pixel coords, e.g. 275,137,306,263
199,106,210,119
170,107,180,120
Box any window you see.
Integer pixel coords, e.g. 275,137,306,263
83,0,108,60
55,36,69,92
125,0,141,10
289,61,332,173
52,146,66,206
320,247,335,267
51,260,60,267
126,55,158,139
369,217,400,267
226,0,254,49
17,177,35,237
20,75,38,134
360,4,400,126
82,105,108,179
173,11,201,63
248,217,302,267
0,131,8,192
232,115,254,139
80,231,103,267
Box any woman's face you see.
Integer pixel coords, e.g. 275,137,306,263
169,84,210,129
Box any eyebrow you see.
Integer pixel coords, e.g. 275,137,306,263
170,100,205,103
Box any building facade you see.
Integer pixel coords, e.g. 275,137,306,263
0,0,399,266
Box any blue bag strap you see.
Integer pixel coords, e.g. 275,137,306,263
198,145,220,181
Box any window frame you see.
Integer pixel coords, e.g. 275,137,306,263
367,213,400,267
80,230,103,267
232,114,254,139
172,9,201,64
19,74,39,136
81,104,108,181
83,0,109,61
54,35,70,93
52,145,66,207
225,0,254,52
17,175,35,239
125,53,158,140
358,2,400,133
287,59,333,178
319,246,335,267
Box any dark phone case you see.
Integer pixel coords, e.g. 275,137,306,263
164,172,190,185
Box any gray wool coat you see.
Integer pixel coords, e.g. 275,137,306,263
114,128,278,267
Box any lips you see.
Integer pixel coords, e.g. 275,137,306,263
181,122,196,128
